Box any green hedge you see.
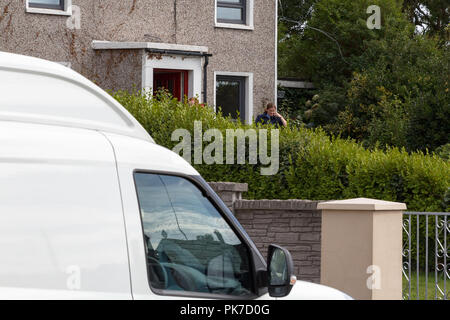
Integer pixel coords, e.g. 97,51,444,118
113,90,449,212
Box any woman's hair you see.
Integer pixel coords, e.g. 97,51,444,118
188,97,199,104
265,102,276,111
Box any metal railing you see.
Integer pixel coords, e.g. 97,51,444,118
402,212,449,300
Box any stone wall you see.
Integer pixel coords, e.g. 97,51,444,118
234,200,322,283
209,182,322,283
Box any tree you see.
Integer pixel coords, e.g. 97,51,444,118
278,0,450,152
278,0,318,78
279,0,411,85
278,0,318,33
327,30,450,152
402,0,450,41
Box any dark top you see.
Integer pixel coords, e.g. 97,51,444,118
255,112,284,127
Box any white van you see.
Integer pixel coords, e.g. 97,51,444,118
0,52,351,300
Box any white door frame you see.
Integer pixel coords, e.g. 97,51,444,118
142,53,203,102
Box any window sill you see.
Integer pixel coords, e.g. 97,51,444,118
26,6,72,16
214,22,254,31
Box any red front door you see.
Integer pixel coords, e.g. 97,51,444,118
153,69,189,101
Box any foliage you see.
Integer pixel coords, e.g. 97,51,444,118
278,0,318,31
302,86,348,129
112,90,450,213
402,0,450,41
277,85,315,122
337,34,450,152
279,0,410,85
403,271,448,300
434,143,450,161
278,0,318,78
278,0,449,153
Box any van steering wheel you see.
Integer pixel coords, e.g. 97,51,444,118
147,257,168,289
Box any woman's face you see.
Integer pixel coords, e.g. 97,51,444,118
267,107,276,116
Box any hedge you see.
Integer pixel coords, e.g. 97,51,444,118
113,90,449,213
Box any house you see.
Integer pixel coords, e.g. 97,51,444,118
0,0,277,124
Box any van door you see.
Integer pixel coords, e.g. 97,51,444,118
133,172,254,298
105,133,270,300
0,122,132,299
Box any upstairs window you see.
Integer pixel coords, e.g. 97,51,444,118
28,0,65,10
26,0,72,16
217,0,247,25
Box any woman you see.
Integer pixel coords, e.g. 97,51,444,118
188,97,204,107
255,103,287,127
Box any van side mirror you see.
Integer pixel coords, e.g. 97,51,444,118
267,244,296,297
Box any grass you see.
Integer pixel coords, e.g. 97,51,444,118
403,271,448,300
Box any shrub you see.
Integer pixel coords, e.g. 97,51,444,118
277,85,314,122
338,34,450,153
435,143,450,161
112,90,450,213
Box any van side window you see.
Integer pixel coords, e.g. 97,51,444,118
134,173,253,297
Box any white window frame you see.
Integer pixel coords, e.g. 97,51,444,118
26,0,72,16
214,71,253,124
215,0,254,31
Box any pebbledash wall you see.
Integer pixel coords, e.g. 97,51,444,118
209,182,322,284
0,0,277,121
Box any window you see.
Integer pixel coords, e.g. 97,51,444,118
28,0,64,10
26,0,71,15
216,75,246,123
215,0,253,30
134,173,253,297
217,0,246,24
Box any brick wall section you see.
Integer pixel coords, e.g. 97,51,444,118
208,182,322,283
233,200,322,283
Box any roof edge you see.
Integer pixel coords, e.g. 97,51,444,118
91,40,209,53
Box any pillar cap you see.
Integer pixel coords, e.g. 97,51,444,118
317,198,406,211
208,182,248,192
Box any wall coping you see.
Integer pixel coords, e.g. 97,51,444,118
234,199,321,210
208,182,248,192
317,198,407,211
